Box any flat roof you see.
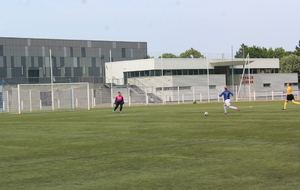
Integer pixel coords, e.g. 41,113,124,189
210,60,254,67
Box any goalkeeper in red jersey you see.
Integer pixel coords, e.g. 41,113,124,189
112,92,124,113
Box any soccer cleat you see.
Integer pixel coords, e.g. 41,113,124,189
224,112,227,114
119,111,122,113
282,109,286,111
112,110,115,113
237,108,240,111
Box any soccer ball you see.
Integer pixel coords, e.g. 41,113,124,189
204,112,209,116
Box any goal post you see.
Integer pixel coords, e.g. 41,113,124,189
11,82,90,114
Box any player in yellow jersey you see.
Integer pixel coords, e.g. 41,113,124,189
282,83,300,111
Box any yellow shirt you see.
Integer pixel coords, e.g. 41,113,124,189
286,86,292,95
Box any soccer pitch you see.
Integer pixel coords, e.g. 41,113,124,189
1,101,299,190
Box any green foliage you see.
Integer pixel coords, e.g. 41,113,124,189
1,102,300,189
295,40,300,56
158,48,204,59
159,53,178,58
145,55,155,59
280,54,300,73
179,48,204,58
235,44,287,58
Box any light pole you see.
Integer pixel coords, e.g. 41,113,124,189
110,50,113,107
49,49,54,111
206,53,210,102
161,54,164,105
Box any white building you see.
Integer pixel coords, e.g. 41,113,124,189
105,58,297,102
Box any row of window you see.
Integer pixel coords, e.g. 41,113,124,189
124,68,279,78
125,69,213,78
0,45,130,59
155,83,292,92
156,85,217,91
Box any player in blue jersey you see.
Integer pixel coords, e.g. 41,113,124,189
219,87,240,114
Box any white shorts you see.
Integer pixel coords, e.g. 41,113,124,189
224,99,231,106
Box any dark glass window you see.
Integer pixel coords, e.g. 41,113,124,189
11,56,14,67
155,70,162,76
0,45,3,56
134,71,139,77
12,68,22,77
70,47,73,57
65,67,72,76
81,47,86,57
21,56,26,68
149,70,154,76
31,57,34,67
38,57,43,67
122,48,126,58
60,57,65,67
92,57,96,67
53,67,61,76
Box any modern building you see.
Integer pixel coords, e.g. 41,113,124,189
105,58,298,101
0,37,147,85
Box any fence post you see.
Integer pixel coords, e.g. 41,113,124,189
1,80,4,113
6,91,9,113
192,86,195,102
200,93,202,103
29,90,32,112
128,89,131,107
145,87,148,106
177,86,180,104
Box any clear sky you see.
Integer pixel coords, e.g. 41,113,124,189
1,0,299,58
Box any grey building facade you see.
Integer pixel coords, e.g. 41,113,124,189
0,37,147,85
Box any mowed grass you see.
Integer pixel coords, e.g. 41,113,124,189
0,101,300,190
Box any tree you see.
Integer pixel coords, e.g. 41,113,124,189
145,55,154,59
280,54,300,82
235,43,248,58
295,40,300,56
179,48,204,58
235,44,287,58
159,53,178,58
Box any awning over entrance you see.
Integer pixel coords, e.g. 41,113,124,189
210,60,254,67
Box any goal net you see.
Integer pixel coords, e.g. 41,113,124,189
9,83,90,114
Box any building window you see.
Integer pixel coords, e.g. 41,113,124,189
122,48,126,58
81,47,86,57
149,70,154,76
70,47,73,57
155,70,162,76
209,85,216,89
284,83,297,86
38,57,43,67
0,45,3,56
263,83,271,87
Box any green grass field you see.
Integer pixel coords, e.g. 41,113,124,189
1,101,300,190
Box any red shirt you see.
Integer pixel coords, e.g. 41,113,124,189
115,95,123,102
